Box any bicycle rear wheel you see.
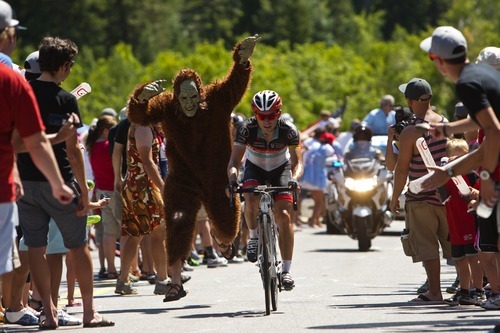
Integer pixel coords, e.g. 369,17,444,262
261,214,272,315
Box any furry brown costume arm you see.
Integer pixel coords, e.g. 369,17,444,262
127,82,170,126
204,39,257,115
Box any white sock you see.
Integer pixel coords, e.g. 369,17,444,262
157,279,170,285
283,260,292,273
249,228,258,239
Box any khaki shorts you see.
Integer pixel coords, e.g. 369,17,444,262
403,201,451,263
97,189,121,238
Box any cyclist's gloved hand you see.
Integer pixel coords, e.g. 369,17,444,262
137,79,167,103
238,34,262,65
225,180,239,198
288,179,298,189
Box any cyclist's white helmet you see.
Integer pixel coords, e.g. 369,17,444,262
251,90,282,112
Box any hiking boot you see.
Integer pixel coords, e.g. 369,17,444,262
481,293,500,310
153,280,173,295
40,309,82,326
207,254,228,268
246,238,259,263
115,280,138,295
282,272,295,291
459,289,486,306
4,308,39,326
446,276,460,294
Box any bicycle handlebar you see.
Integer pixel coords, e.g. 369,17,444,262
228,182,298,211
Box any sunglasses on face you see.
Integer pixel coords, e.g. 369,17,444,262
255,111,281,121
429,53,438,61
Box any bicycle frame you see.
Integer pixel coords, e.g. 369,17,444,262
229,183,298,315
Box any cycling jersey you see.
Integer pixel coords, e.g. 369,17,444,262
234,117,300,171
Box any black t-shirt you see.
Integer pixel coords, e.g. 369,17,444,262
18,80,82,182
456,63,500,122
113,119,130,176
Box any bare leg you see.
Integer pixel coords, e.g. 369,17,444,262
275,200,294,261
118,236,141,283
140,235,154,275
65,252,78,306
28,246,58,327
103,235,117,274
46,253,63,308
422,258,443,300
150,222,167,281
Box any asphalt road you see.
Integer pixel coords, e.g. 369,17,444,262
2,217,498,333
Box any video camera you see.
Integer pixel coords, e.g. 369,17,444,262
392,104,416,134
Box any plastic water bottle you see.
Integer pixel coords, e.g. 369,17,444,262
87,215,101,226
476,200,495,219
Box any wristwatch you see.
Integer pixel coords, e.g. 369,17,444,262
480,169,494,181
446,167,455,178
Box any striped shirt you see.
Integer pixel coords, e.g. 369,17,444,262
406,123,447,205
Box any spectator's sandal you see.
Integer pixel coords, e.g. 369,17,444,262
163,284,187,302
210,232,236,260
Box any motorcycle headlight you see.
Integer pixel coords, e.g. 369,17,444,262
345,176,378,192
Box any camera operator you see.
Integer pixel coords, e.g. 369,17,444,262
386,105,416,171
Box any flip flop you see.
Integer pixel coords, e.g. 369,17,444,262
66,301,82,307
83,317,115,328
409,294,444,304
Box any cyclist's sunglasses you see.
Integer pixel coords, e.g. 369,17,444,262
255,111,281,121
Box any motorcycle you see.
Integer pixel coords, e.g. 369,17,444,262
324,139,393,251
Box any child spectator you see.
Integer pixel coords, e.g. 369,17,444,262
442,139,485,306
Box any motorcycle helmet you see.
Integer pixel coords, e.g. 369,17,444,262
353,125,372,142
251,90,282,112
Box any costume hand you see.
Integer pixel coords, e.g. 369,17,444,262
238,34,262,64
420,166,449,191
480,179,499,207
53,184,75,205
137,79,167,103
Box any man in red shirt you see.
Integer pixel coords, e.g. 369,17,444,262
0,62,73,280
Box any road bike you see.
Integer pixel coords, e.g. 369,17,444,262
229,182,298,315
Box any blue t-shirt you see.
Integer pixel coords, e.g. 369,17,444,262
362,108,396,135
300,138,334,189
0,52,13,68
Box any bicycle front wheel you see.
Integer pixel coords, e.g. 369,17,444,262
261,214,272,315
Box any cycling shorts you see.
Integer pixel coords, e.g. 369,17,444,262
242,160,293,202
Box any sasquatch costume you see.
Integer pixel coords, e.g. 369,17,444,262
127,38,256,267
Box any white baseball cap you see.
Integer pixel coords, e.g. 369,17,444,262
420,26,467,60
0,1,19,30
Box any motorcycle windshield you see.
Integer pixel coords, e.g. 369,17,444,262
343,141,379,178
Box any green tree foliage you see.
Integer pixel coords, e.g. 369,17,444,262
9,0,500,130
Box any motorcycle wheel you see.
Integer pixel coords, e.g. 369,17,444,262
355,216,371,251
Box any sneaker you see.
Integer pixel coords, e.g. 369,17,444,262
481,293,500,310
207,255,228,268
246,238,258,263
181,274,192,284
417,279,429,294
445,290,466,306
187,257,200,267
183,261,194,271
229,255,245,264
153,279,173,295
4,308,39,326
446,276,460,294
115,280,138,295
128,273,140,283
459,289,487,306
190,250,201,261
282,272,295,291
40,309,82,326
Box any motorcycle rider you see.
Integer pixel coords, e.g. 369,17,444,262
227,90,303,290
344,125,383,161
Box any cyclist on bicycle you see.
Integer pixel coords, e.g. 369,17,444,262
227,90,303,290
